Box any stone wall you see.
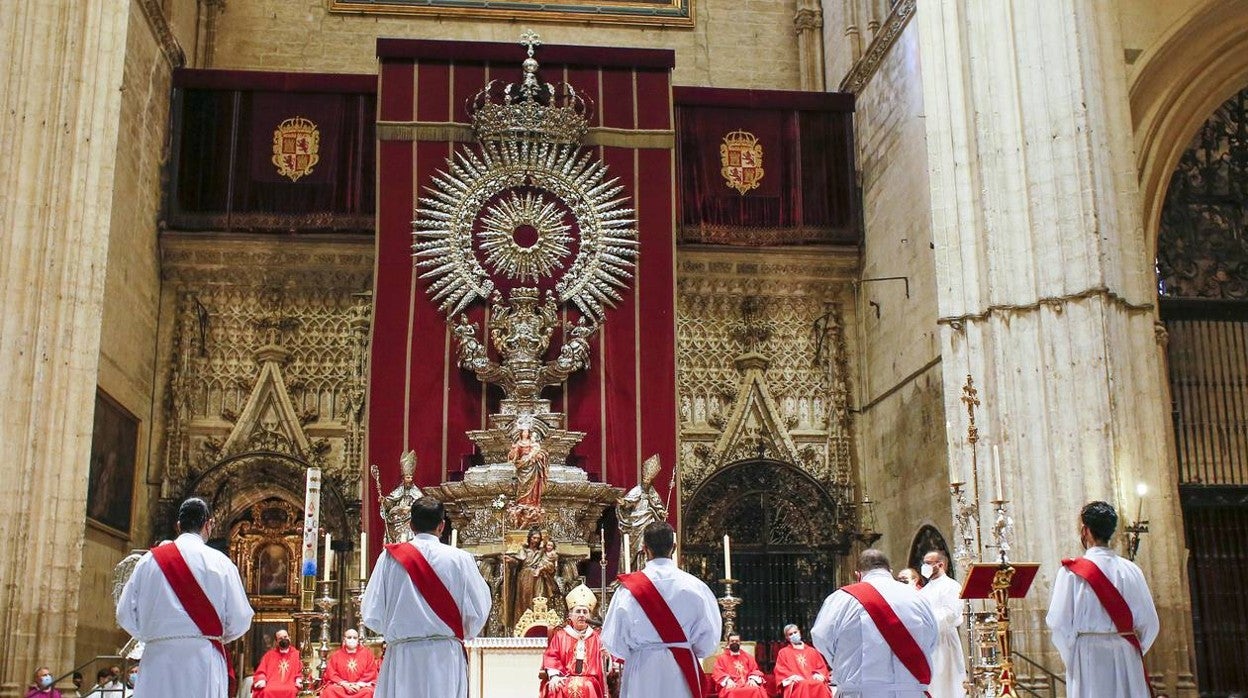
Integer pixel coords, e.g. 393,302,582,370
0,1,130,694
206,0,806,89
849,20,948,571
76,0,177,669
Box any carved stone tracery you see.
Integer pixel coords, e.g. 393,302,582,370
676,252,857,500
157,237,372,540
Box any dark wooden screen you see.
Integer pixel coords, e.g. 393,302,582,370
1182,488,1248,696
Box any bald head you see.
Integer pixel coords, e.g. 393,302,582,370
857,548,891,573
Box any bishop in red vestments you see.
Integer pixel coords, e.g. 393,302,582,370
711,632,768,698
321,629,379,698
252,629,302,698
774,626,832,698
542,585,606,698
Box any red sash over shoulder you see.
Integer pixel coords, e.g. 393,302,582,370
616,571,704,698
385,542,465,640
1061,557,1153,695
841,582,931,688
150,543,235,687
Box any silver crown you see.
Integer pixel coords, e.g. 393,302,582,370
468,30,591,145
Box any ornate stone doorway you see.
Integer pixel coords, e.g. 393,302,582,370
682,458,846,670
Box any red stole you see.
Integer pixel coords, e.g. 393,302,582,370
841,582,931,687
150,543,235,688
385,543,465,640
616,571,704,698
1061,557,1153,695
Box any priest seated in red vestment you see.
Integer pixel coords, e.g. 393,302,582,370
252,629,302,698
320,629,378,698
774,625,832,698
711,632,768,698
541,584,606,698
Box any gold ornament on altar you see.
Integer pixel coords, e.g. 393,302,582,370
272,117,321,182
512,595,563,638
720,130,764,195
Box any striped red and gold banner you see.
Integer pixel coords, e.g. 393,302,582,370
368,39,678,568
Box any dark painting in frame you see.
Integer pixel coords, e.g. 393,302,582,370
86,389,139,535
329,0,693,27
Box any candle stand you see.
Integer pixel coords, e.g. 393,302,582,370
718,578,741,640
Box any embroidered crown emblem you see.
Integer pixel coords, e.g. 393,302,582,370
467,29,591,145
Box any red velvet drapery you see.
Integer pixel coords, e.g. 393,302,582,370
675,87,857,246
367,40,678,578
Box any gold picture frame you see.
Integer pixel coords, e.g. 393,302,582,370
329,0,693,28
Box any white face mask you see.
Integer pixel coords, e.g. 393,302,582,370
920,563,935,579
345,639,359,649
788,632,802,644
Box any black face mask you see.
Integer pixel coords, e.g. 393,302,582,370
728,643,741,652
278,639,291,649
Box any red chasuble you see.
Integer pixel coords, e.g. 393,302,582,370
773,645,832,698
320,646,379,698
542,626,605,698
711,651,768,698
252,648,301,698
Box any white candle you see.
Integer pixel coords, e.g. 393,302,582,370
723,534,733,580
993,445,1004,501
359,530,368,581
322,532,333,581
301,468,322,578
450,528,459,548
623,533,632,574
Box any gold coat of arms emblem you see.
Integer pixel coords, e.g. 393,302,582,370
720,129,764,195
272,116,320,182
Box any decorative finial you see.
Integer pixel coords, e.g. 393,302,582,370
520,29,542,58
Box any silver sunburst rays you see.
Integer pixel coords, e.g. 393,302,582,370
412,138,638,322
479,191,573,283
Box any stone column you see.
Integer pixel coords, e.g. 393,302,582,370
794,0,826,92
0,2,129,696
917,1,1194,693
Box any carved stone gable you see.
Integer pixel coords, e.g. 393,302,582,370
711,352,801,466
220,346,314,460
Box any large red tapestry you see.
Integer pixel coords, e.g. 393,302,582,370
367,39,678,568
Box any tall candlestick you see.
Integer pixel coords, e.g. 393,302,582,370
623,533,632,574
359,530,368,582
600,527,606,555
993,445,1004,501
723,534,733,580
322,533,333,581
450,528,459,548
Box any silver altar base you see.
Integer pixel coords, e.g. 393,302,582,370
424,474,621,637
